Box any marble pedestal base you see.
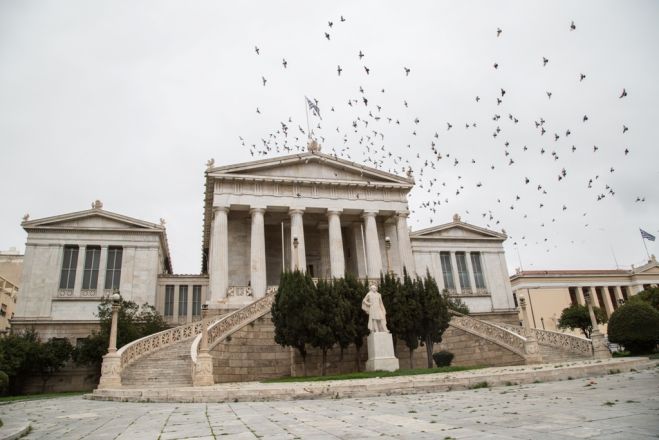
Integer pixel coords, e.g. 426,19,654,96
365,332,399,372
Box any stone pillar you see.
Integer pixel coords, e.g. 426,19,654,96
193,305,214,386
590,286,601,308
395,211,416,277
327,209,345,278
519,297,532,329
584,291,611,359
209,206,229,303
577,287,586,305
73,245,86,296
465,252,477,293
98,294,121,389
362,210,383,279
97,245,108,295
289,208,306,272
600,286,614,317
614,286,624,304
250,207,267,298
450,252,462,294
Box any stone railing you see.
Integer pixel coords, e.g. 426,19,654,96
191,293,276,364
448,312,528,358
117,316,213,371
493,323,593,357
227,286,253,298
56,289,73,297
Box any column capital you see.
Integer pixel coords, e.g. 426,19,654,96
326,208,343,217
362,209,379,218
249,207,266,215
289,207,305,216
213,206,230,214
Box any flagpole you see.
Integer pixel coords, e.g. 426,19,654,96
642,237,650,260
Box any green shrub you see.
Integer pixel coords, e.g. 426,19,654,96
432,351,454,367
0,371,8,394
608,302,659,355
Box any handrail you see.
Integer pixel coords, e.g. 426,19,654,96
448,314,528,357
191,292,276,365
117,316,215,370
492,322,593,356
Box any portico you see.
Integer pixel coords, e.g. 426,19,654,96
202,151,416,306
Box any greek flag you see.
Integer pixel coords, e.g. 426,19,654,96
640,228,656,241
305,96,322,119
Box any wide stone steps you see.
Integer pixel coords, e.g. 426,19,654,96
539,344,591,364
121,338,194,388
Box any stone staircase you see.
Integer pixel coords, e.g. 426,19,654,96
121,338,194,388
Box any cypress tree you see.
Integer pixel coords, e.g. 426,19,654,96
417,271,451,368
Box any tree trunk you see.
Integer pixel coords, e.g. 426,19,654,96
409,347,414,369
425,336,434,368
322,349,327,376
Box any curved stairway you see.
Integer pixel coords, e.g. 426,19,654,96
103,297,597,389
121,338,194,388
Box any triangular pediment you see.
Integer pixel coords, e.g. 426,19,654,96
207,152,413,186
634,261,659,275
411,221,506,240
22,209,163,232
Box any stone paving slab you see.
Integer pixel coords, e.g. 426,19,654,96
91,357,654,403
0,367,657,439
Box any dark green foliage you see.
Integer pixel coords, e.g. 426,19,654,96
310,279,339,375
272,270,318,376
0,330,74,394
628,287,659,311
342,274,369,370
73,298,169,368
418,271,451,368
557,304,607,338
608,302,659,354
0,371,8,393
432,351,454,367
395,269,421,368
330,277,358,365
446,292,470,315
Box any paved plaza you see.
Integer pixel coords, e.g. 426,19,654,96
1,368,657,440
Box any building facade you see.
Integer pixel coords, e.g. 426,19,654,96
509,257,659,334
13,151,518,342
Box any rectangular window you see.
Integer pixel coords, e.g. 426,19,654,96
455,252,471,290
164,285,174,316
192,285,202,316
470,252,486,289
568,287,578,306
178,285,188,317
104,247,123,290
82,246,101,289
440,252,455,290
59,245,79,289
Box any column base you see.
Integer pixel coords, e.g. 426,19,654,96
591,332,612,359
365,332,399,372
193,352,215,386
97,353,122,389
523,336,543,364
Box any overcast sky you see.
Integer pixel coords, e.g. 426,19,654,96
1,1,657,275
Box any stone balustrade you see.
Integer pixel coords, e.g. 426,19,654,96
449,314,527,358
493,323,593,357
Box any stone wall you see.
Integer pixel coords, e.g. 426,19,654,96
210,311,526,382
21,365,99,394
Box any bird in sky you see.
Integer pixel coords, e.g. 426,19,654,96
623,125,629,133
325,32,330,40
497,27,502,37
337,65,342,76
254,45,260,55
340,16,346,22
261,76,267,86
364,66,370,75
570,20,576,31
282,59,287,68
543,57,549,66
359,50,364,59
619,88,627,98
404,67,411,76
493,62,499,69
580,73,586,81
328,21,333,28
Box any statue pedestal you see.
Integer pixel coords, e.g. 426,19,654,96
365,332,399,372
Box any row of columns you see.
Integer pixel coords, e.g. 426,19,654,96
575,285,628,317
208,207,416,302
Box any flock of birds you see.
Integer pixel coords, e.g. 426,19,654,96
238,16,644,255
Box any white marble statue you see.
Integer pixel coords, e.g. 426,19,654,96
362,284,389,333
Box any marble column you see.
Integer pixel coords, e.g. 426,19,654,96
250,207,267,298
362,210,383,279
600,286,614,317
450,252,462,294
96,245,108,295
590,286,601,309
395,211,416,276
73,245,86,296
577,287,586,305
614,286,624,304
209,206,229,302
289,208,306,272
327,209,345,278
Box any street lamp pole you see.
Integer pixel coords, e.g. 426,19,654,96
98,289,123,389
584,291,611,359
384,236,392,274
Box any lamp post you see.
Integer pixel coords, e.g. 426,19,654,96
98,289,122,389
584,291,611,359
518,297,542,363
193,303,214,386
384,236,392,274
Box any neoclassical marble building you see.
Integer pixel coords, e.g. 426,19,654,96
13,150,518,340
